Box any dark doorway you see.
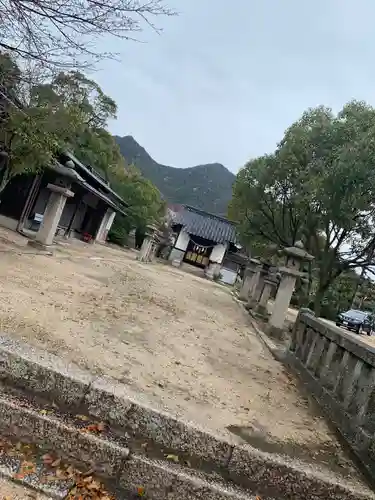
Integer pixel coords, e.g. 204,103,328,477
0,174,34,220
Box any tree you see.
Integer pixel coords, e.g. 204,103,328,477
230,102,375,314
0,53,164,242
108,163,165,245
0,57,77,191
0,0,174,72
0,62,121,191
30,71,122,177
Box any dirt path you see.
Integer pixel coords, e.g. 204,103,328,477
0,229,363,478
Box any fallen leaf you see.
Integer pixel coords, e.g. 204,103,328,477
87,479,101,490
86,424,98,432
76,414,89,422
20,461,36,475
137,486,145,496
166,454,179,463
96,422,106,432
40,409,48,415
56,468,66,479
51,458,61,467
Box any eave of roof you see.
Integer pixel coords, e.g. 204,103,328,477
171,205,238,244
49,161,126,215
79,180,127,216
63,151,128,207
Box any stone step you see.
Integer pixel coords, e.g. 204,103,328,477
0,430,117,499
0,334,373,499
0,474,53,499
0,386,260,499
0,386,369,500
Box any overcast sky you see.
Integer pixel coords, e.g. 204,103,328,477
95,0,375,173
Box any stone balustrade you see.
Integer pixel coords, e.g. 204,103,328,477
289,310,375,478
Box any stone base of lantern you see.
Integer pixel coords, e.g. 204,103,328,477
254,304,269,320
205,262,221,280
27,239,53,255
267,324,288,341
245,297,260,310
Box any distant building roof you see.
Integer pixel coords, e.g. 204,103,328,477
62,151,128,208
171,205,238,244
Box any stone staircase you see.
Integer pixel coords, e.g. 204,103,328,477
0,335,373,499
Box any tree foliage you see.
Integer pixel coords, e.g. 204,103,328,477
108,163,165,245
0,53,164,239
0,60,120,190
0,0,174,71
230,102,375,314
30,70,122,177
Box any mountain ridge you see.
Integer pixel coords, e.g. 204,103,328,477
114,135,235,215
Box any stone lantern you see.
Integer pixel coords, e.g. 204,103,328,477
255,267,278,318
248,261,271,308
268,241,314,339
238,258,261,301
138,224,158,263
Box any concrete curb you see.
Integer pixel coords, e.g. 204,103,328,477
247,313,288,362
120,456,264,500
0,334,373,499
230,293,287,361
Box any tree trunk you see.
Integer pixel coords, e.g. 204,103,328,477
313,286,326,317
350,267,365,309
0,155,10,197
306,260,313,306
0,171,9,195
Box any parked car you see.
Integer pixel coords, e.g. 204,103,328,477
336,309,374,335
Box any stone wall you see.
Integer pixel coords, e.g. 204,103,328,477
289,310,375,478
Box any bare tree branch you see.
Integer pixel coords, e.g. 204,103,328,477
0,0,175,71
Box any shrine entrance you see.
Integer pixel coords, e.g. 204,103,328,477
183,236,213,268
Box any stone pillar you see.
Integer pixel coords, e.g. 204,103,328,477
246,262,269,310
268,242,314,340
127,229,136,249
255,275,277,318
252,266,268,302
138,237,153,262
138,224,158,263
95,208,116,243
205,262,221,280
239,258,261,301
30,184,74,249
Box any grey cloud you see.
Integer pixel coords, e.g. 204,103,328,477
94,0,375,172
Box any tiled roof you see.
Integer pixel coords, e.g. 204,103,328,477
171,205,238,244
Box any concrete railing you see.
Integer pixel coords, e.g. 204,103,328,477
289,310,375,478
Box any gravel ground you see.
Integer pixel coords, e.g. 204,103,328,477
0,228,363,477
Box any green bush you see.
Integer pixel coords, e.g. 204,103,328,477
108,225,128,246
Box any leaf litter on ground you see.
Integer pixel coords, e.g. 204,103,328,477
0,435,115,499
